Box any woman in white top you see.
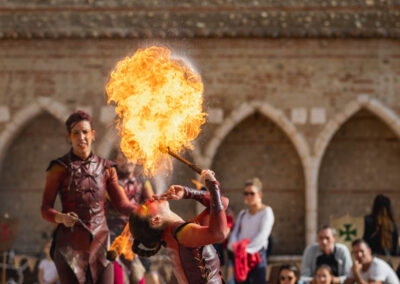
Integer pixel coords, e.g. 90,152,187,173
228,177,275,284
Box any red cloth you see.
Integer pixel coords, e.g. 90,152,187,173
113,261,124,284
233,239,262,282
223,214,234,248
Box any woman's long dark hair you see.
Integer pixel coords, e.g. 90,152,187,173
371,194,395,251
129,211,167,257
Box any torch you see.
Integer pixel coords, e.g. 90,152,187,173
162,147,202,174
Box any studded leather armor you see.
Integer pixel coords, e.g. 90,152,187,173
42,151,135,284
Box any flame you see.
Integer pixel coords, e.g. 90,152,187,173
107,46,206,176
109,222,134,261
191,179,204,190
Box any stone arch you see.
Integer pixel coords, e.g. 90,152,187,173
204,101,312,251
0,97,69,171
314,95,400,171
0,110,69,253
203,101,310,169
310,96,400,243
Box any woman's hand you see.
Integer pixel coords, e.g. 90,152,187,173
199,169,217,185
56,212,78,227
158,185,185,201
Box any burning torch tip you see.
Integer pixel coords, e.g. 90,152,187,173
106,250,118,261
159,146,169,154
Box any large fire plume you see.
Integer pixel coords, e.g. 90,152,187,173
106,46,206,176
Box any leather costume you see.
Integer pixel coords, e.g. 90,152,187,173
41,150,135,284
161,180,227,284
105,176,143,241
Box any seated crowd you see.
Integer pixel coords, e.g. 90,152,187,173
295,226,399,284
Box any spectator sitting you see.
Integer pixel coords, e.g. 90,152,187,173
300,225,352,284
278,264,301,284
38,240,59,284
344,239,399,284
363,194,399,256
314,265,334,284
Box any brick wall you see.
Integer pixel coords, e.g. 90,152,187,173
0,38,400,254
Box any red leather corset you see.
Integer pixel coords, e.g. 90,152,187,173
56,152,115,229
48,151,116,284
170,222,223,284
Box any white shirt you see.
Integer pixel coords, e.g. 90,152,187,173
39,258,58,284
228,206,274,254
347,257,399,284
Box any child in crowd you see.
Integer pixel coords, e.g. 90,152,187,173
314,265,334,284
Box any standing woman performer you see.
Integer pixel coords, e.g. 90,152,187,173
227,178,275,284
129,169,229,284
41,111,136,284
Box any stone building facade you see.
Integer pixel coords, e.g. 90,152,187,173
0,1,399,255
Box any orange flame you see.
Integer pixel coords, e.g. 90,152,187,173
191,179,204,190
106,46,206,176
109,222,134,261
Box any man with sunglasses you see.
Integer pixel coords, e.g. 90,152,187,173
227,177,275,283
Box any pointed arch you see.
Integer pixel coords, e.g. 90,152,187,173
0,97,69,171
206,101,311,252
314,95,400,171
203,101,311,170
307,96,400,244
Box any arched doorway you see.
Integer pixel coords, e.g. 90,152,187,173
212,112,305,254
0,112,67,254
318,109,400,227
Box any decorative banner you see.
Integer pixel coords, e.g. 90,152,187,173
0,216,19,252
330,213,364,251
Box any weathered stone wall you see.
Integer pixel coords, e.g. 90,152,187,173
0,38,400,255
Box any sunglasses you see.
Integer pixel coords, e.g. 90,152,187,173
243,192,256,196
280,276,294,281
